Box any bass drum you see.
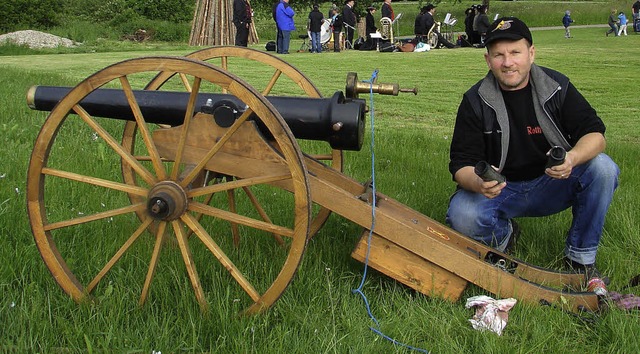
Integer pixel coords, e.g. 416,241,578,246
308,20,332,44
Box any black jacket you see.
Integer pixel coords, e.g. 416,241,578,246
342,5,356,26
233,0,251,26
449,64,605,179
366,12,377,35
308,9,324,32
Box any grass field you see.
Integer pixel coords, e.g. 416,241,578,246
1,25,640,353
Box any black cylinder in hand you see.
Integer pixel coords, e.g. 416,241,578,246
545,146,566,168
474,161,506,183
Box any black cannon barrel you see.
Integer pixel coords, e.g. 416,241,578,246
27,86,366,151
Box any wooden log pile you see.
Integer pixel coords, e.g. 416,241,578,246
189,0,259,46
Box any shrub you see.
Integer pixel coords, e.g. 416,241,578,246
0,0,65,32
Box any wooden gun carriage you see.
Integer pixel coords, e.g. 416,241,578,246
26,47,599,315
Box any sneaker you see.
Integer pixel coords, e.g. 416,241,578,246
503,219,520,253
564,258,610,286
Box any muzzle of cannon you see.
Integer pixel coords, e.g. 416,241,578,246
27,86,366,151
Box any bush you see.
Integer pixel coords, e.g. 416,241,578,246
49,21,119,43
109,17,190,42
131,0,194,23
0,0,65,32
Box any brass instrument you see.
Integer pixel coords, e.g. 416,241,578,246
379,17,393,42
426,22,441,48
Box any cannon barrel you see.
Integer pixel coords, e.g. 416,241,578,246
27,86,366,151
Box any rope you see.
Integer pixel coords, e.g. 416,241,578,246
350,69,430,354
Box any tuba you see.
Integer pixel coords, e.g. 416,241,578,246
426,22,441,48
379,17,393,42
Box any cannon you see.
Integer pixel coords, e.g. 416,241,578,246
26,47,600,315
27,86,366,151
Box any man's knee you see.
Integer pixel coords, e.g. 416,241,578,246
447,192,489,235
586,154,619,188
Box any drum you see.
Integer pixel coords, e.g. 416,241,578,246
308,20,332,44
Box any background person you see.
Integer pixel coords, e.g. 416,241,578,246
633,0,640,21
342,0,357,49
330,8,343,52
618,11,628,35
414,6,427,43
364,6,378,50
464,6,478,45
272,0,283,53
606,8,619,36
233,0,252,46
308,4,324,53
474,5,490,45
562,10,574,38
275,0,296,54
423,4,457,48
381,0,394,21
446,17,619,282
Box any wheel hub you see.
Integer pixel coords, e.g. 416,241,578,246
147,181,188,221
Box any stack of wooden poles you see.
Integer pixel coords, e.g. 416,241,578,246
189,0,259,46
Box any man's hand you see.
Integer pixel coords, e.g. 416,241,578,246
545,132,606,180
479,179,506,199
455,165,506,198
546,151,574,179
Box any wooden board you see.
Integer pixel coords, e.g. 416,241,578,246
351,230,467,301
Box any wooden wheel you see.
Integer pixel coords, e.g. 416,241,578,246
122,46,339,239
27,56,311,314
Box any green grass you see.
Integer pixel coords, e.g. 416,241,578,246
1,26,640,353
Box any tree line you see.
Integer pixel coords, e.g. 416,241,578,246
1,0,379,34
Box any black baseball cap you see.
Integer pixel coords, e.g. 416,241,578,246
484,17,533,46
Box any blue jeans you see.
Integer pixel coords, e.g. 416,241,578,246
310,31,322,53
281,30,291,53
446,154,619,264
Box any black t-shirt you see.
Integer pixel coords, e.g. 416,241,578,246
501,84,551,181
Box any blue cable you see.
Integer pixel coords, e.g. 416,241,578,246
350,70,429,354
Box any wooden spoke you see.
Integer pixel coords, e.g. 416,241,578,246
181,212,261,302
44,203,146,231
221,56,228,94
188,201,294,238
42,167,147,196
178,106,253,189
87,217,154,293
170,77,202,180
173,220,208,311
262,69,282,96
74,104,156,186
120,76,167,180
179,73,192,92
139,221,167,306
226,189,240,246
188,173,290,198
242,186,284,245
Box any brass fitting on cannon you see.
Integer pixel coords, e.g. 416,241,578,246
345,72,418,99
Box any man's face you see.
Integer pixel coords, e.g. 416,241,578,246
484,38,535,91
